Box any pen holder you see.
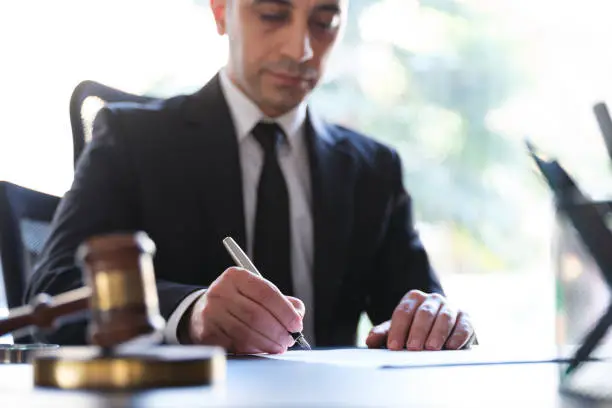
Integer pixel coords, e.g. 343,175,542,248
553,206,612,367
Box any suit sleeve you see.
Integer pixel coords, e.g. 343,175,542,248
366,148,444,326
25,107,204,345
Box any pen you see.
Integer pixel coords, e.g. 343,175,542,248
222,237,311,350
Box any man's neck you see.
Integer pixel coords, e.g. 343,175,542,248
218,68,308,144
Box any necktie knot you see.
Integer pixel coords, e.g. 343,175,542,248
252,122,285,155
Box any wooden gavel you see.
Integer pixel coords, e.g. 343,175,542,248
0,232,165,348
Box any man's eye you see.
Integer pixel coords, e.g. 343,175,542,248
311,14,340,31
312,19,334,30
260,13,289,22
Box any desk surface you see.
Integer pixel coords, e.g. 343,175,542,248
0,352,606,407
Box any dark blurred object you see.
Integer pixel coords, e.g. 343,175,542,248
527,140,612,400
0,181,60,310
69,80,154,166
554,209,612,348
593,102,612,164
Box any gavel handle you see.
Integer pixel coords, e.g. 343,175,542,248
0,287,92,338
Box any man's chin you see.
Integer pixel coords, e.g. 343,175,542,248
260,94,307,117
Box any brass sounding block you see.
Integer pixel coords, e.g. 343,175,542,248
0,232,225,390
34,345,225,390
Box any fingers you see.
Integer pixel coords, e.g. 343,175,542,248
444,311,474,350
201,317,234,352
366,320,391,349
406,293,444,350
191,267,305,354
425,304,457,351
210,302,286,354
371,292,473,352
225,293,294,350
231,268,303,333
387,290,426,350
286,296,306,319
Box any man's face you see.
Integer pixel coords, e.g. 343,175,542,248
211,0,346,117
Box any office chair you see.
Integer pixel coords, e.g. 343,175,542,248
0,181,60,309
69,80,155,165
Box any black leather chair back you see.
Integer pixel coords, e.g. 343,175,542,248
0,181,60,308
69,80,155,165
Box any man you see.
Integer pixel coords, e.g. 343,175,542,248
26,0,475,353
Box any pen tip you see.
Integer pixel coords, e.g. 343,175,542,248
296,336,311,350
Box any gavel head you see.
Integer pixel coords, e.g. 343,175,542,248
76,232,165,348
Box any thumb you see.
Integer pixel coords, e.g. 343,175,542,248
365,320,391,349
286,296,306,319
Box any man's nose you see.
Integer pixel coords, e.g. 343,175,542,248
280,21,314,63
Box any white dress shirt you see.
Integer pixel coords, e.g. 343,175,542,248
165,70,315,345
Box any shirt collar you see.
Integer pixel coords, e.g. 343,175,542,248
219,68,307,147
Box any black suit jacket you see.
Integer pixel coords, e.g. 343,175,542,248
26,75,443,346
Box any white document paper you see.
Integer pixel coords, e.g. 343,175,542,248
261,347,580,369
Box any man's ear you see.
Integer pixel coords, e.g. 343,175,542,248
210,0,228,35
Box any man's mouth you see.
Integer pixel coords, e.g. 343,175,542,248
267,71,312,87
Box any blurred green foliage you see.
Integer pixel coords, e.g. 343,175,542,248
312,0,542,273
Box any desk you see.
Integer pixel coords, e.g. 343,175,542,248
0,354,606,407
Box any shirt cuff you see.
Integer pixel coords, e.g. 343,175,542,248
164,289,207,344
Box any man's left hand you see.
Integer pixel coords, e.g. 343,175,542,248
365,290,475,351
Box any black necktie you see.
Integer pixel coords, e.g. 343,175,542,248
252,122,293,296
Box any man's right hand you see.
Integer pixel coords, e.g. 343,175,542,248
187,267,304,354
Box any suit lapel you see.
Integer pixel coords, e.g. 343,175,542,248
306,110,358,343
180,75,247,252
